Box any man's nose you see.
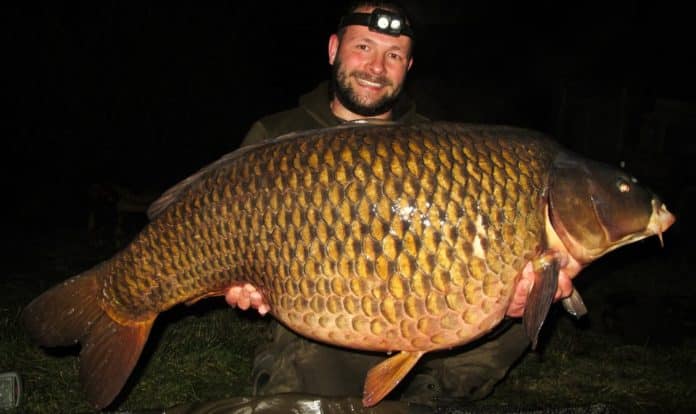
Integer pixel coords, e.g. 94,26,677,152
367,54,385,74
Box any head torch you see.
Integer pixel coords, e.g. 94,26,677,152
338,8,413,38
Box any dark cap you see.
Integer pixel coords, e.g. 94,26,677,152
338,8,414,38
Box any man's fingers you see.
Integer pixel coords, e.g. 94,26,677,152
250,291,263,306
237,294,251,310
225,286,242,307
257,304,270,315
506,264,576,318
555,272,573,301
506,278,531,317
224,285,251,309
224,283,271,315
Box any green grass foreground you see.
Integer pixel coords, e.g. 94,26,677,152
2,230,695,413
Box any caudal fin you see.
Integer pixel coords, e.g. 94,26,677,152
22,265,154,409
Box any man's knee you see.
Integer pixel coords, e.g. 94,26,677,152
402,323,530,404
252,322,381,397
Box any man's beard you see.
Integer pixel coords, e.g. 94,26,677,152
331,57,404,117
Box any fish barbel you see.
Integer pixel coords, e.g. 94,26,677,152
22,122,675,408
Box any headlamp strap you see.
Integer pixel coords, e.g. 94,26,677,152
338,8,413,38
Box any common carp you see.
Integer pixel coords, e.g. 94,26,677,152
22,122,675,409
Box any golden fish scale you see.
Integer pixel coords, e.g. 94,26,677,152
101,123,554,351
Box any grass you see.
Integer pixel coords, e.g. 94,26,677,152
115,302,268,410
2,278,269,413
2,227,694,413
481,318,696,413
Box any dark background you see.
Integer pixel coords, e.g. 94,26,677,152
3,3,695,410
4,1,695,242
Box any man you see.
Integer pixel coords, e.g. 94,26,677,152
239,2,426,148
223,0,574,410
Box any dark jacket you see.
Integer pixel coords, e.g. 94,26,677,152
240,81,429,147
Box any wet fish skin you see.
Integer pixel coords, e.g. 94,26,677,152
106,123,553,350
21,122,674,409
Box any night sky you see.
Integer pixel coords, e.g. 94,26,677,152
5,1,695,237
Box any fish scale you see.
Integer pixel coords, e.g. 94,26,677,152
23,121,674,409
105,124,549,352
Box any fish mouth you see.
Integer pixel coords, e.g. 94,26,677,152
647,199,676,247
600,198,676,255
551,198,677,265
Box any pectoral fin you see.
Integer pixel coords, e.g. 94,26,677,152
561,288,588,318
362,350,424,407
523,256,559,350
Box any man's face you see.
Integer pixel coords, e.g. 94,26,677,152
328,15,413,117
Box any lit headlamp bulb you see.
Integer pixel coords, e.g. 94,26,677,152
377,16,390,30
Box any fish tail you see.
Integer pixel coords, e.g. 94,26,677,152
22,265,154,409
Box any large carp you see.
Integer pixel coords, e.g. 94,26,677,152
23,122,675,409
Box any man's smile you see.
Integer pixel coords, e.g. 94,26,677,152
356,77,384,89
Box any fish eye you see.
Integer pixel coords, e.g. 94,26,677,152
617,179,631,193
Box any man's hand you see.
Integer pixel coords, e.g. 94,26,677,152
224,283,271,316
505,261,575,318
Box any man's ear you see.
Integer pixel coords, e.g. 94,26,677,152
328,34,339,65
407,56,413,71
